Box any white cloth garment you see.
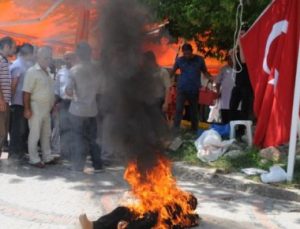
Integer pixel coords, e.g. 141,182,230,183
54,66,72,100
216,66,235,109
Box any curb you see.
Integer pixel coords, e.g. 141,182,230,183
172,162,300,202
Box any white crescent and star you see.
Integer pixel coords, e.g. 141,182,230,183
262,20,288,87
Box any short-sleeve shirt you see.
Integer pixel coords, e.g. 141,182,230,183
153,67,171,99
173,55,207,94
23,63,55,106
216,65,235,110
54,66,72,100
10,57,32,106
67,62,100,117
0,54,11,103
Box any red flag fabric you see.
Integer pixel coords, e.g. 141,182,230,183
240,0,300,147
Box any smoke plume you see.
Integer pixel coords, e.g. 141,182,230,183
99,0,170,171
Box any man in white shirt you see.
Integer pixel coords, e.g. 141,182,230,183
66,42,103,172
143,51,171,113
54,51,76,159
23,47,57,168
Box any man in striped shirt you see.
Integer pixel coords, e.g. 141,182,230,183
0,37,16,156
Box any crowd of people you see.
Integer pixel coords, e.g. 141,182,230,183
0,36,173,172
0,37,104,171
0,32,252,173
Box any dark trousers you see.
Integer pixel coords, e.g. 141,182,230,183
9,105,28,157
174,91,199,131
229,86,253,120
58,100,71,159
229,86,253,137
70,115,102,171
0,104,10,155
220,109,231,124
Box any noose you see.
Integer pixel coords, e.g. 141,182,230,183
232,0,245,79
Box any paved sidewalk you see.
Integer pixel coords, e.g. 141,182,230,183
0,157,300,229
173,162,300,202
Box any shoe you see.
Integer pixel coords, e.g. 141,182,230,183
8,153,19,160
103,160,112,166
94,168,104,173
30,162,45,168
44,157,60,165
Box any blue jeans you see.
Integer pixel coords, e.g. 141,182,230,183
174,91,199,131
69,115,103,171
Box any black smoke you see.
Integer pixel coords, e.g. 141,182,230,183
99,0,170,171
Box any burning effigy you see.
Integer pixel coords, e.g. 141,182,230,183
80,1,200,228
80,156,199,229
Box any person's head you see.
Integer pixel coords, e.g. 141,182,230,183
240,23,249,36
18,43,34,62
63,51,76,69
0,36,16,57
76,42,91,62
143,51,158,68
37,47,53,70
182,43,193,59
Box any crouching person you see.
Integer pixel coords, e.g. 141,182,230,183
23,47,58,168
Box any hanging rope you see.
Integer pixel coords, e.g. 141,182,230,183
232,0,244,75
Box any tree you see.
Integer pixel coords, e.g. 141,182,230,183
139,0,270,58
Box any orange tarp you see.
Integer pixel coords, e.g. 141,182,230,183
0,0,99,55
0,0,223,73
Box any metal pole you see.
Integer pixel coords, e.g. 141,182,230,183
0,0,64,27
287,42,300,181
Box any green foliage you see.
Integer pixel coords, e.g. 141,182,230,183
139,0,270,58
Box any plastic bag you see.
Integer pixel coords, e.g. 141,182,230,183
260,165,287,183
210,123,230,138
241,168,268,176
207,99,221,123
195,129,235,162
199,81,218,105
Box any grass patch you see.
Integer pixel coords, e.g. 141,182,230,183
168,131,207,166
168,131,300,188
211,147,274,172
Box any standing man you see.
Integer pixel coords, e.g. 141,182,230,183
66,42,103,172
54,51,76,159
171,43,211,132
229,28,253,124
0,37,15,156
9,43,34,160
143,51,171,114
23,47,57,168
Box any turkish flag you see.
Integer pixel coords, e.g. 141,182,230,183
240,0,300,147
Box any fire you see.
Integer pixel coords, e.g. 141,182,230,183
124,155,199,228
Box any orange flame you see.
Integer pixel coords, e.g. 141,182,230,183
124,156,197,228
